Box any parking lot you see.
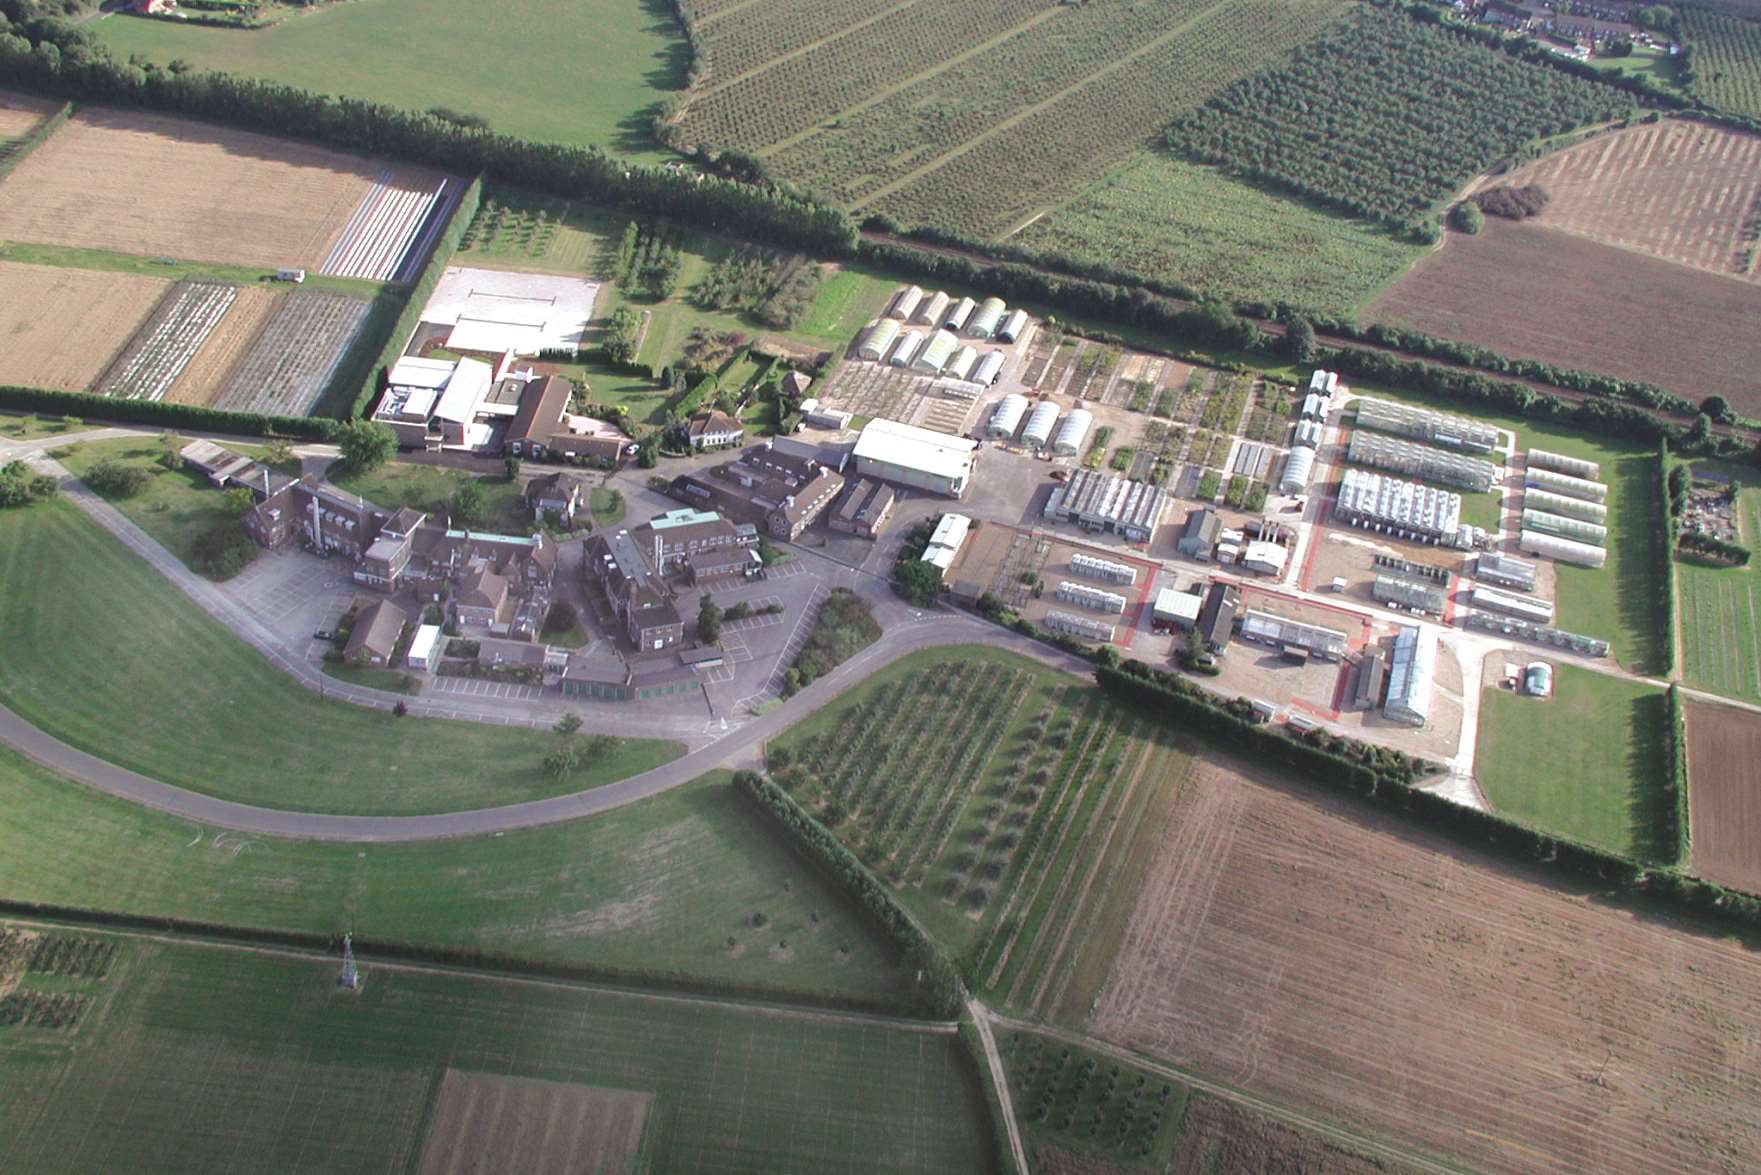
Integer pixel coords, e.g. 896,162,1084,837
430,676,545,702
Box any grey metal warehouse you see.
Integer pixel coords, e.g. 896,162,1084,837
1042,468,1170,542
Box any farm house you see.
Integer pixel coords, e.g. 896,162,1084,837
919,512,972,571
966,297,1006,338
1520,528,1607,568
1333,468,1464,545
1021,400,1060,450
997,309,1029,344
858,318,901,361
914,290,952,326
943,296,977,333
987,393,1029,439
971,351,1006,386
1525,466,1607,502
1051,408,1093,456
1527,447,1600,481
852,418,977,497
912,329,960,373
1523,487,1607,523
1383,624,1436,727
1345,431,1500,493
888,285,924,321
888,330,924,367
1521,508,1607,547
1354,396,1499,454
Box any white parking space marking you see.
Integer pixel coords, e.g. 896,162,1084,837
431,677,545,702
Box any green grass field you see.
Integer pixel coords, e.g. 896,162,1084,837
0,934,992,1173
1017,153,1425,318
0,498,682,814
1675,474,1761,703
0,240,385,299
92,0,686,156
1475,664,1671,861
767,647,1191,1025
56,437,298,577
0,751,907,996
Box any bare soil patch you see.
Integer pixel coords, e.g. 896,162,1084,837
416,1069,651,1175
1367,219,1761,411
0,260,167,391
0,107,440,269
0,89,60,140
1171,1097,1415,1175
1686,698,1761,894
1478,121,1761,279
1092,755,1761,1175
164,286,283,407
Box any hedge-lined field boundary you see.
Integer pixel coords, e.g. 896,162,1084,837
0,384,337,440
0,98,72,185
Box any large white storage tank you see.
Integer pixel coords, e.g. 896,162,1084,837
1524,487,1607,523
997,309,1029,344
943,296,977,333
1527,447,1600,481
967,297,1006,339
889,330,924,367
1527,467,1607,502
912,329,959,373
1521,528,1607,568
858,318,900,361
1279,446,1317,494
988,393,1029,439
888,285,924,321
1051,408,1092,456
972,351,1006,386
1021,400,1060,450
945,345,980,382
915,290,951,326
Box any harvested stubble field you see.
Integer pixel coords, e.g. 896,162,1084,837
1170,1097,1414,1175
0,88,60,140
1366,219,1761,410
164,285,283,406
0,259,166,391
0,107,430,270
1090,755,1761,1175
1477,120,1761,279
416,1071,650,1175
1686,699,1761,895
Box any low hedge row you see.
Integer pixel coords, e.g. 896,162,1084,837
0,384,337,440
732,770,964,1018
1667,684,1691,867
0,98,70,184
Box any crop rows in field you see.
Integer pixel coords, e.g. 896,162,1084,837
96,281,237,402
775,660,1031,884
868,0,1350,236
1003,1032,1184,1163
1166,7,1633,229
765,0,1223,204
1684,8,1761,120
26,936,118,980
320,170,452,283
677,0,1048,162
696,0,893,84
215,291,371,416
0,990,88,1030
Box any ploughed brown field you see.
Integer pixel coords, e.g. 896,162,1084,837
415,1070,650,1175
1091,755,1761,1175
0,259,167,391
0,89,60,140
0,107,439,270
1367,219,1761,412
1686,698,1761,894
1478,121,1761,280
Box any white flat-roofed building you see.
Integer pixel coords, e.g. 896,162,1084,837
921,512,972,571
853,418,978,497
1241,540,1289,577
419,266,598,356
1152,586,1203,629
375,353,503,449
406,623,442,670
1384,624,1436,726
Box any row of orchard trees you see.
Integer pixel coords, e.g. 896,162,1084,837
1163,5,1634,233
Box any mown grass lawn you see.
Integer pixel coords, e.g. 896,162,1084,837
1674,472,1761,704
92,0,686,157
0,498,682,814
0,752,906,997
0,934,987,1174
1475,664,1672,861
327,459,529,534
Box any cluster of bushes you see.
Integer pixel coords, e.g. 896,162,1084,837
732,771,963,1018
1667,685,1690,867
191,519,258,579
82,458,150,498
601,305,644,366
693,247,823,329
0,991,87,1029
616,221,683,300
25,934,117,978
1473,183,1550,220
1678,530,1753,565
782,588,879,697
0,459,58,508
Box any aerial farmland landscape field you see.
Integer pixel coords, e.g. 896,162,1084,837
5,0,1761,1170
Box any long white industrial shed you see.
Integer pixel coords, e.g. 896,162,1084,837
1528,447,1600,481
988,393,1029,438
1520,528,1607,568
1355,396,1500,455
1043,468,1170,542
1346,430,1500,493
1384,624,1436,727
1525,466,1607,503
1021,400,1060,450
853,418,978,497
1333,468,1463,545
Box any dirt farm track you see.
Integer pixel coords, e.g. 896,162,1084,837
1091,757,1761,1175
1368,219,1761,412
0,107,442,270
1686,699,1761,895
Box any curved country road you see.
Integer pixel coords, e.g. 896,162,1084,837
0,616,1089,843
